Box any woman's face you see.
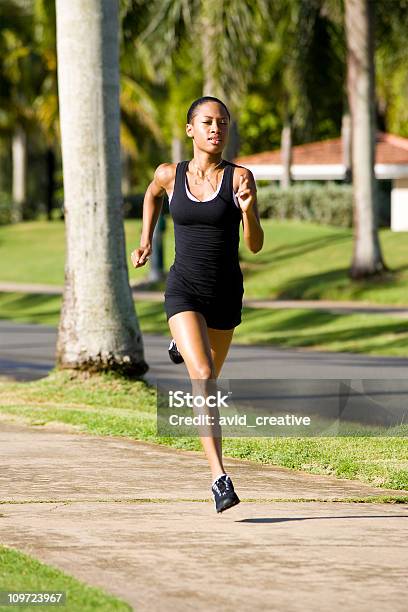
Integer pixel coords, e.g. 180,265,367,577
186,102,229,153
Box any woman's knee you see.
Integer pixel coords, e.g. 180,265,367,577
191,361,216,381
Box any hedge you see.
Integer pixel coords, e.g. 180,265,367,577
256,182,391,228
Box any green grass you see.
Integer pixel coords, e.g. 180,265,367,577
135,301,408,357
0,292,62,325
1,219,408,304
0,370,406,492
1,292,408,357
0,545,131,611
240,220,408,304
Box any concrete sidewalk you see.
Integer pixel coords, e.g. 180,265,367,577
1,281,408,317
1,419,407,611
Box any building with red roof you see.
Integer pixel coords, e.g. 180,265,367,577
234,132,408,231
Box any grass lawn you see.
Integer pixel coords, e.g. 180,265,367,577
1,291,408,357
0,545,131,611
0,370,407,496
1,219,408,304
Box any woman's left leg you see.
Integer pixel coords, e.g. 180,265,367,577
206,327,235,467
207,327,235,378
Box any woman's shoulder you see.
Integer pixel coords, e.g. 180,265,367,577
154,162,177,189
228,161,256,192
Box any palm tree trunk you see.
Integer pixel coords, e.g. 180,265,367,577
11,124,27,223
55,0,148,376
224,115,240,162
201,1,221,99
200,1,240,162
121,148,132,197
280,119,292,189
171,135,184,163
341,111,352,184
147,133,184,282
345,0,386,278
46,147,56,220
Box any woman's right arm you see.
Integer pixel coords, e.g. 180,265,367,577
130,163,173,268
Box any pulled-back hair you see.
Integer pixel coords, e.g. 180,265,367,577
186,96,230,124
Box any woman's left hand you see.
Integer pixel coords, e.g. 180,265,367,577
236,175,255,213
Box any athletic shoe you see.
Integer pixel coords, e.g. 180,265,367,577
211,474,240,513
168,338,184,364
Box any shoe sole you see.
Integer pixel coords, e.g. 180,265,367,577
216,496,241,514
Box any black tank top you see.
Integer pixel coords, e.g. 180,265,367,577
166,160,244,299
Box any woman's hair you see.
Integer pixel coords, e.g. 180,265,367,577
186,96,230,124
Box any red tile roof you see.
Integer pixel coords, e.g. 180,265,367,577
234,132,408,166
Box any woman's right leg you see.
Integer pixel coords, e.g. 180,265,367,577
168,310,226,481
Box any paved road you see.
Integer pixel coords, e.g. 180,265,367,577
0,421,407,611
1,320,408,383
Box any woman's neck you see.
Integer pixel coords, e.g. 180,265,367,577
190,152,223,174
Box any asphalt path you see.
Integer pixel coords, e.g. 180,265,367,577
1,320,408,383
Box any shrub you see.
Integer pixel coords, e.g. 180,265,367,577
256,182,391,228
256,183,353,227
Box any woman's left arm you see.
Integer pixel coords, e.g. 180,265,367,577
236,169,264,253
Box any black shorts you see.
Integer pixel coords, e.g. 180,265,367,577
164,291,243,330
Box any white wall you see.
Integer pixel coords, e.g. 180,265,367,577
391,178,408,231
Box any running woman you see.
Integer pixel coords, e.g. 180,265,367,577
131,96,264,513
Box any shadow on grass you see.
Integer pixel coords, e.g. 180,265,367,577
2,295,407,357
272,267,403,301
134,302,408,356
0,292,61,323
240,232,350,267
136,301,168,335
239,307,408,353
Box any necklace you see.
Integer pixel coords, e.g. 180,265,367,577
190,159,224,187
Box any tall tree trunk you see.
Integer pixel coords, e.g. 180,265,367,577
280,119,292,189
341,111,352,184
55,0,148,376
148,134,184,283
46,147,56,220
0,138,9,194
171,135,184,163
201,1,222,100
200,1,239,161
148,213,165,282
11,124,27,223
345,0,386,278
224,115,240,162
121,148,132,197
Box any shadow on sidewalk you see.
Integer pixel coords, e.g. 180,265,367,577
239,514,408,524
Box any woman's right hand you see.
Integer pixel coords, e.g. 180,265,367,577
130,244,152,268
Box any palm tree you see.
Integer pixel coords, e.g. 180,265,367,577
270,0,344,188
375,0,408,137
345,0,387,278
138,0,267,160
31,0,60,219
0,0,37,221
55,0,147,376
33,0,165,217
